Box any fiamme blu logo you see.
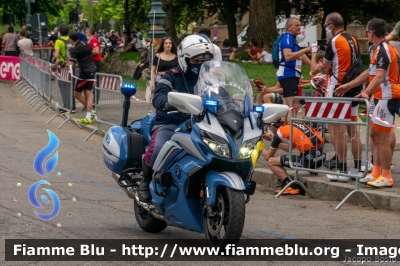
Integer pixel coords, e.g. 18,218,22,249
28,130,60,221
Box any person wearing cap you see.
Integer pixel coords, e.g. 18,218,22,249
262,119,325,195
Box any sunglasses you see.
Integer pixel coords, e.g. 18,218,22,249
163,37,172,40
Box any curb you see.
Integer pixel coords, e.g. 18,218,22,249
76,119,400,212
253,168,400,212
64,117,400,213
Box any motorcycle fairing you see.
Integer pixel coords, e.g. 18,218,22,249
206,170,246,206
151,154,207,233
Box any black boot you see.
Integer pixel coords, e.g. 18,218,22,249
138,160,153,203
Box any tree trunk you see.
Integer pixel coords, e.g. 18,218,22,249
248,0,277,49
162,0,178,46
222,0,239,47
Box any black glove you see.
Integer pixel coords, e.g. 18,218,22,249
163,101,177,112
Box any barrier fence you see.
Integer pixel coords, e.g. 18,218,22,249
46,66,82,130
84,73,123,141
278,96,375,209
16,55,127,139
16,54,55,115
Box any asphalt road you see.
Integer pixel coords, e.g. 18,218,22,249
1,82,400,266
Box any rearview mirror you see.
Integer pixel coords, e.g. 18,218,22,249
261,104,289,123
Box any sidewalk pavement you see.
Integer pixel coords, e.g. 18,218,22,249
20,87,400,212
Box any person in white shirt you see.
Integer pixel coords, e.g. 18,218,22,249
17,31,34,56
261,50,272,64
198,28,222,61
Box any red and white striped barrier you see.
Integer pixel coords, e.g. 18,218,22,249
131,96,151,103
305,101,351,119
59,67,71,81
99,75,118,90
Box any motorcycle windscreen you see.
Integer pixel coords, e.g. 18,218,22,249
194,61,253,117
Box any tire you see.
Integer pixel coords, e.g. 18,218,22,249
204,186,245,247
134,203,167,233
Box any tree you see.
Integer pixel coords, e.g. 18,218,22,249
202,0,249,47
276,0,400,39
161,0,203,44
247,0,277,48
0,0,63,26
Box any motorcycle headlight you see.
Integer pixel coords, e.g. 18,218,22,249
200,130,231,158
239,137,260,159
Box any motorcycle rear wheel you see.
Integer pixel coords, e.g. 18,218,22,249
134,202,167,233
204,187,245,247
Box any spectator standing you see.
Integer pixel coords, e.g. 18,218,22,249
386,24,400,55
17,31,34,56
85,27,102,109
198,28,222,61
220,39,236,61
53,24,75,113
318,12,362,181
150,37,178,91
66,30,97,124
2,26,19,56
48,27,59,62
108,31,119,52
277,17,311,123
212,25,218,44
335,18,400,187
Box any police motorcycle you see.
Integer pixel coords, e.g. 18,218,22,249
102,60,288,247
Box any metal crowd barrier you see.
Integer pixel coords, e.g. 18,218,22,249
15,54,55,115
278,96,375,209
47,67,82,129
14,54,124,139
84,73,123,141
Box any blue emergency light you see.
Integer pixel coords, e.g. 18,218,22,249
253,105,264,113
120,83,137,98
204,100,219,107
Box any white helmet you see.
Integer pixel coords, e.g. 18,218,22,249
178,35,215,73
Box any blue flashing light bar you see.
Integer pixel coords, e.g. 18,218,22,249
204,100,219,107
253,105,264,113
121,83,137,90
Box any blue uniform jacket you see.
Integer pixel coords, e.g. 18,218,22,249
152,66,199,125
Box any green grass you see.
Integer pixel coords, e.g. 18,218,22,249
119,51,142,63
123,75,147,92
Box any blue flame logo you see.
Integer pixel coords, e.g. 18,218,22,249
33,130,59,177
29,130,61,221
28,180,60,221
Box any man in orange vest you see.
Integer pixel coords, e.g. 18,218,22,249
262,119,325,195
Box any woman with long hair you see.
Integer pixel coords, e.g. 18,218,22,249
150,37,178,91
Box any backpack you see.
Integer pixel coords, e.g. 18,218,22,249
331,33,363,95
272,35,282,68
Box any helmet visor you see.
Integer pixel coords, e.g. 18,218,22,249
192,53,213,61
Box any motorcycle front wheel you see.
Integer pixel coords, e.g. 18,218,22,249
134,202,167,233
204,186,245,247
